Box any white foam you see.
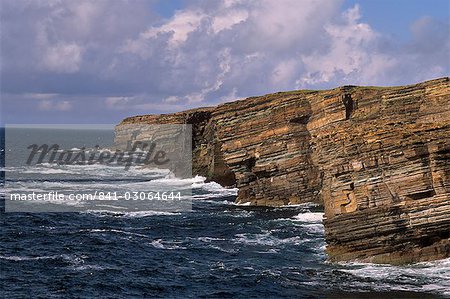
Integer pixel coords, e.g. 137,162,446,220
15,163,170,178
122,210,181,218
98,148,112,152
150,239,185,250
192,180,237,192
85,210,180,218
221,209,255,218
149,174,203,186
206,245,237,253
128,167,171,176
150,239,166,249
0,167,19,172
22,168,73,174
257,248,280,254
232,232,306,246
71,264,108,271
292,212,324,223
197,237,226,242
0,255,60,261
235,201,252,206
279,202,321,208
93,204,123,210
191,195,234,201
339,257,450,295
82,228,150,238
303,224,325,234
49,199,87,207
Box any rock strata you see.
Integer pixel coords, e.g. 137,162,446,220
116,77,450,264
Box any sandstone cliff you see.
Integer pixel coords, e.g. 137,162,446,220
116,77,450,264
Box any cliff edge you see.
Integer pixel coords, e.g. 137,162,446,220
116,77,450,264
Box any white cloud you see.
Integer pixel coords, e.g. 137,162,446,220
2,0,449,122
132,102,185,111
105,96,135,110
104,95,184,112
24,93,59,100
140,10,204,47
41,43,84,73
271,59,299,87
163,96,181,103
211,8,248,34
298,4,394,86
38,100,72,111
120,9,206,59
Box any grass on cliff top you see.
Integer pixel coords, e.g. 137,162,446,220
276,79,443,95
272,89,317,96
352,77,449,91
267,86,387,97
353,85,399,90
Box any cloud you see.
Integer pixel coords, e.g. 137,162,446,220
1,0,449,124
210,8,248,34
115,0,448,101
1,0,157,74
143,10,204,46
297,4,397,86
41,43,84,73
163,96,181,103
104,95,184,112
38,100,73,111
24,93,60,100
105,96,135,110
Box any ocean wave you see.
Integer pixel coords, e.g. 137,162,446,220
22,168,73,174
338,257,450,295
232,232,307,247
84,210,180,218
80,228,151,239
299,223,325,235
192,192,237,200
208,245,238,253
0,255,61,261
193,180,238,193
0,254,78,263
150,239,186,250
292,212,324,223
6,163,172,177
0,167,21,172
279,202,322,208
0,254,95,267
70,264,112,272
196,236,227,242
234,201,252,206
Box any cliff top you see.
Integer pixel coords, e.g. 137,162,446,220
120,77,449,125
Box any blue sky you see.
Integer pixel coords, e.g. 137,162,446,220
344,0,449,39
1,0,449,125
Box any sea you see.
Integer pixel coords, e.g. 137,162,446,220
1,127,449,298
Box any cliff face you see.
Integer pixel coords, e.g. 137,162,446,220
116,77,450,264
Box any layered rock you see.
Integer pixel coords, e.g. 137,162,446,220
116,77,450,264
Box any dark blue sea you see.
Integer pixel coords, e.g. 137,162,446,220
1,128,449,298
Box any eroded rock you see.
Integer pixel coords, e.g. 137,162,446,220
116,77,450,264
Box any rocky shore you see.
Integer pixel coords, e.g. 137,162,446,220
116,77,449,264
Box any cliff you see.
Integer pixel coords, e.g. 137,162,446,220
116,77,450,264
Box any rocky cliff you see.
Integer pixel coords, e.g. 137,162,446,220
116,77,450,264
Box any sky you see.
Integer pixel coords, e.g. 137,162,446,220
1,0,449,125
